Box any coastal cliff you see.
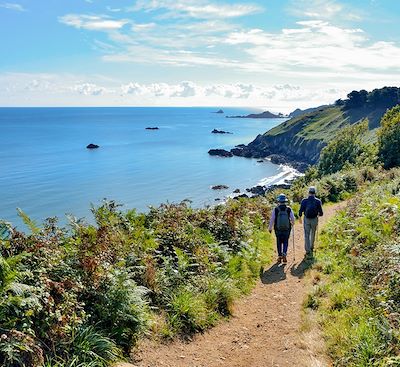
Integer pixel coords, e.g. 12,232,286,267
231,87,400,169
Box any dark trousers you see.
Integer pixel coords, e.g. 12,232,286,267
275,230,290,256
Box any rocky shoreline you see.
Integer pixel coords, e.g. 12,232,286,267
230,144,310,172
208,145,309,172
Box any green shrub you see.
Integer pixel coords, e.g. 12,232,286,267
378,105,400,169
318,120,369,175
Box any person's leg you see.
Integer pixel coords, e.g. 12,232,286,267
276,232,283,261
283,231,289,256
282,232,289,264
304,218,312,254
309,218,318,252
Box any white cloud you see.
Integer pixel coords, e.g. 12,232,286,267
73,83,106,95
132,22,156,32
224,21,400,74
2,72,400,111
171,81,197,97
132,0,262,19
59,14,129,31
288,0,363,21
0,2,26,11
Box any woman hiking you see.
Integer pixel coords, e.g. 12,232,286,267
268,193,295,264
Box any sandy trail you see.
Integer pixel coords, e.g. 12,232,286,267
122,202,346,367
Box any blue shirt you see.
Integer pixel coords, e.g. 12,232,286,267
299,196,323,218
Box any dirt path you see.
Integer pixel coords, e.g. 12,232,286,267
124,202,346,367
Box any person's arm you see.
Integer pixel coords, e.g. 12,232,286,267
318,199,324,216
299,199,305,217
269,209,276,232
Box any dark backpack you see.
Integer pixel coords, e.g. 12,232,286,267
275,206,291,231
305,198,319,219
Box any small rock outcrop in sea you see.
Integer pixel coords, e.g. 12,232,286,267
86,143,99,149
257,159,264,163
214,109,224,114
233,188,240,193
211,129,232,134
212,185,229,190
145,127,159,130
208,149,233,157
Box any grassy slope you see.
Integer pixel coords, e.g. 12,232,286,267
305,169,400,366
265,105,384,145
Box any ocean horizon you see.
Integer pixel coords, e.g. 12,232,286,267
0,107,291,228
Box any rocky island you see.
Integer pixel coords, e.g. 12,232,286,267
226,111,285,119
211,129,232,134
145,127,159,130
211,184,229,190
86,143,99,149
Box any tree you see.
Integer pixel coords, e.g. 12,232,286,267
318,119,369,175
344,90,368,109
367,87,400,109
378,105,400,169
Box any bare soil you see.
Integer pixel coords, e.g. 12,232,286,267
120,203,346,367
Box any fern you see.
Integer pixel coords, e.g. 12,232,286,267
16,208,40,234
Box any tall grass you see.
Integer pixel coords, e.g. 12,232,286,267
305,168,400,366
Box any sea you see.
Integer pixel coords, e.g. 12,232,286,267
0,107,296,228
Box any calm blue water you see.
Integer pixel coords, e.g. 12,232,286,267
0,107,286,227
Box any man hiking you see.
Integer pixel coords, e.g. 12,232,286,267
269,193,295,264
299,186,323,258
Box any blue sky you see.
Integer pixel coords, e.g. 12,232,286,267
1,0,400,110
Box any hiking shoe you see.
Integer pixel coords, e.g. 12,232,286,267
277,256,282,263
282,255,287,264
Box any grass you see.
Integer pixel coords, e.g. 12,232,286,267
304,169,400,366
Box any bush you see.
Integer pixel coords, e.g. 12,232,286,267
378,105,400,169
318,120,369,176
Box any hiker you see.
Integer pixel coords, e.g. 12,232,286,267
298,186,323,258
268,193,295,264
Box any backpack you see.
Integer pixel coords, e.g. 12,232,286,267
275,206,291,231
305,198,319,219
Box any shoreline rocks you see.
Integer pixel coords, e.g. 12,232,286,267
86,143,99,149
230,145,309,172
243,183,293,198
208,149,233,157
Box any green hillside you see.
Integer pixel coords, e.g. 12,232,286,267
232,87,400,166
